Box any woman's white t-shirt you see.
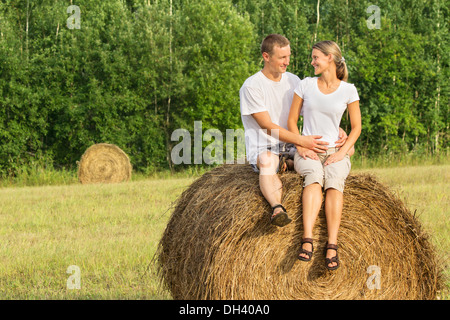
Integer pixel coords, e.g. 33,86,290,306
294,77,360,148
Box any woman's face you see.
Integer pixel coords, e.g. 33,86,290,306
311,48,332,75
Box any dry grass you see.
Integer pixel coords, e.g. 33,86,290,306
157,164,444,300
78,143,132,184
0,163,447,299
0,178,189,299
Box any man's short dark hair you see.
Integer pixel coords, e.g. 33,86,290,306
260,34,290,56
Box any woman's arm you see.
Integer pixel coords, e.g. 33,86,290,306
324,100,361,165
287,93,302,136
287,93,320,160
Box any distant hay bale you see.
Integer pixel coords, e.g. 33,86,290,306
157,164,443,300
77,143,132,184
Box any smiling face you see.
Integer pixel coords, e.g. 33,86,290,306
311,48,332,75
263,44,291,77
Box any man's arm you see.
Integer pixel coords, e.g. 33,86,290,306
251,111,329,151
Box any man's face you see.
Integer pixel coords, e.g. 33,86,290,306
263,45,291,74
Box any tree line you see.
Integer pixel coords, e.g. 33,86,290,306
0,0,447,174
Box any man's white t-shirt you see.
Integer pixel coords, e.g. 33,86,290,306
240,71,300,165
294,77,359,148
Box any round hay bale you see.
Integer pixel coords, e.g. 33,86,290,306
157,164,443,300
77,143,132,184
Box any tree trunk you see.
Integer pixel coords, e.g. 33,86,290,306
166,0,174,171
314,0,320,43
26,0,29,62
434,1,441,154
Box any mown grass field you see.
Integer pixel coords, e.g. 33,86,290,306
0,164,448,299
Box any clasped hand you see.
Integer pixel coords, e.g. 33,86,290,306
297,129,348,164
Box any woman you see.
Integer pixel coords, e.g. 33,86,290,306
287,40,361,270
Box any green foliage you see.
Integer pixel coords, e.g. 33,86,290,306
0,0,448,174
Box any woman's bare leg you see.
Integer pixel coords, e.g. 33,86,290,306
299,183,322,259
324,188,343,268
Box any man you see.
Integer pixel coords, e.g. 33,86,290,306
240,34,340,227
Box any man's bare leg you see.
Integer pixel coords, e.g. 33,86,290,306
257,151,291,226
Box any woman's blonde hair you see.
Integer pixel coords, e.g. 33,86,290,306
312,40,348,81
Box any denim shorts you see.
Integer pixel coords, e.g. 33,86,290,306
250,143,296,173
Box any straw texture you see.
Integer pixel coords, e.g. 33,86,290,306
78,143,132,184
157,164,443,300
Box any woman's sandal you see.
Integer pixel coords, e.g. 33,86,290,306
270,204,291,227
298,238,314,262
325,243,340,270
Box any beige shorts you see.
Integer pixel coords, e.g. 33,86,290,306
293,148,351,193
